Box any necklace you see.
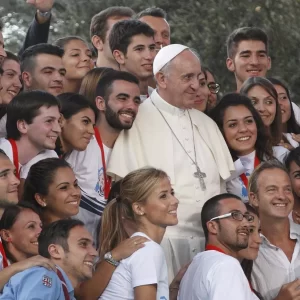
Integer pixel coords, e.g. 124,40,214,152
151,98,206,191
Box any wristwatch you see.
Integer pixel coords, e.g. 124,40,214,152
37,9,51,18
104,251,120,267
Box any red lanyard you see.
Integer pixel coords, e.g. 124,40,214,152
0,240,8,268
56,268,70,300
8,139,20,179
94,128,111,199
205,244,226,253
239,155,260,189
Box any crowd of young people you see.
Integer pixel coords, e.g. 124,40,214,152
0,1,299,299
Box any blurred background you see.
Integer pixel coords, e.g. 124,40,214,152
1,0,300,101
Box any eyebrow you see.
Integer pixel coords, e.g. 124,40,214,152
0,169,10,176
117,93,130,98
56,182,70,188
133,44,145,50
78,238,93,244
82,116,92,122
226,116,253,123
239,50,267,55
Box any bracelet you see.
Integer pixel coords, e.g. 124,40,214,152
37,9,51,18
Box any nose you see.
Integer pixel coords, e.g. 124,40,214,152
254,232,262,245
82,52,91,62
238,121,248,132
53,71,64,82
53,120,62,133
191,77,200,91
154,33,163,47
250,54,259,65
255,101,265,113
87,123,95,135
71,184,81,197
10,173,20,187
14,76,22,89
89,246,98,257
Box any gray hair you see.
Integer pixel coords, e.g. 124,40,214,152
248,160,289,194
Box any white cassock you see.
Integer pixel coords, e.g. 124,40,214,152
107,90,235,281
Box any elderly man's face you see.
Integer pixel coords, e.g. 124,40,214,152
159,50,201,109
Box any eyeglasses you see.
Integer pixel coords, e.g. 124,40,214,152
210,211,254,222
208,83,220,94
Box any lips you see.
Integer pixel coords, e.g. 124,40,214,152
83,261,94,268
247,70,261,76
31,241,38,246
67,200,79,205
119,110,136,121
237,136,251,141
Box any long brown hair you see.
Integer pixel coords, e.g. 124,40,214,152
99,167,168,258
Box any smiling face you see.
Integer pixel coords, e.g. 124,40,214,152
100,79,141,130
223,105,257,156
25,105,61,151
61,108,95,152
250,168,294,219
62,39,93,81
6,209,42,259
212,198,251,252
237,213,261,260
37,167,81,222
160,50,202,109
115,34,156,81
136,176,179,228
227,40,271,90
247,85,277,127
0,59,22,105
288,160,300,199
61,226,98,283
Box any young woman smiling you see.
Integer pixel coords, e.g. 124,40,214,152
54,36,93,93
240,77,292,155
99,167,178,300
22,158,80,225
56,93,96,158
0,203,56,290
210,93,274,202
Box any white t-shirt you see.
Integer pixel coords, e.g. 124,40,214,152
0,138,58,179
0,237,4,271
100,232,169,300
66,136,112,242
178,250,259,300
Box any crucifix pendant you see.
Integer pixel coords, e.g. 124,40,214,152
194,166,206,191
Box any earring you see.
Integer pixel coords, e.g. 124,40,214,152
43,203,47,207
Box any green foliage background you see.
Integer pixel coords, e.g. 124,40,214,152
1,0,300,101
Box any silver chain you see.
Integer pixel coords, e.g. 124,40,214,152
151,97,206,190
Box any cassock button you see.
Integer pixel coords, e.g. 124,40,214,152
190,236,194,239
192,248,196,252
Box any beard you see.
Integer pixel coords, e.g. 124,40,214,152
105,103,136,130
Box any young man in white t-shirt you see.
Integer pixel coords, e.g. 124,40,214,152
179,193,259,300
0,90,60,195
67,70,141,242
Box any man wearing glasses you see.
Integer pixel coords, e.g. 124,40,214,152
179,193,259,300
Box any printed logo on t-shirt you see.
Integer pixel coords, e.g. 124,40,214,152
95,167,105,197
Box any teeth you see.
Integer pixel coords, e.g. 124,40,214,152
84,262,93,267
8,91,17,96
69,201,78,205
31,242,38,245
281,110,285,114
237,137,250,141
168,210,177,214
274,204,286,207
120,113,133,119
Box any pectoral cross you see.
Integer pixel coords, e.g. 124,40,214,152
194,165,206,191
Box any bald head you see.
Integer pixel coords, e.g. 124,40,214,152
155,49,201,109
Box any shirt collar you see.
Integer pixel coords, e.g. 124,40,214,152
56,265,74,295
150,89,187,117
260,218,300,245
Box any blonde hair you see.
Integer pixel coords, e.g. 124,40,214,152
79,67,112,105
99,167,168,258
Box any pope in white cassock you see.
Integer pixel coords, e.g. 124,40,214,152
107,44,235,280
